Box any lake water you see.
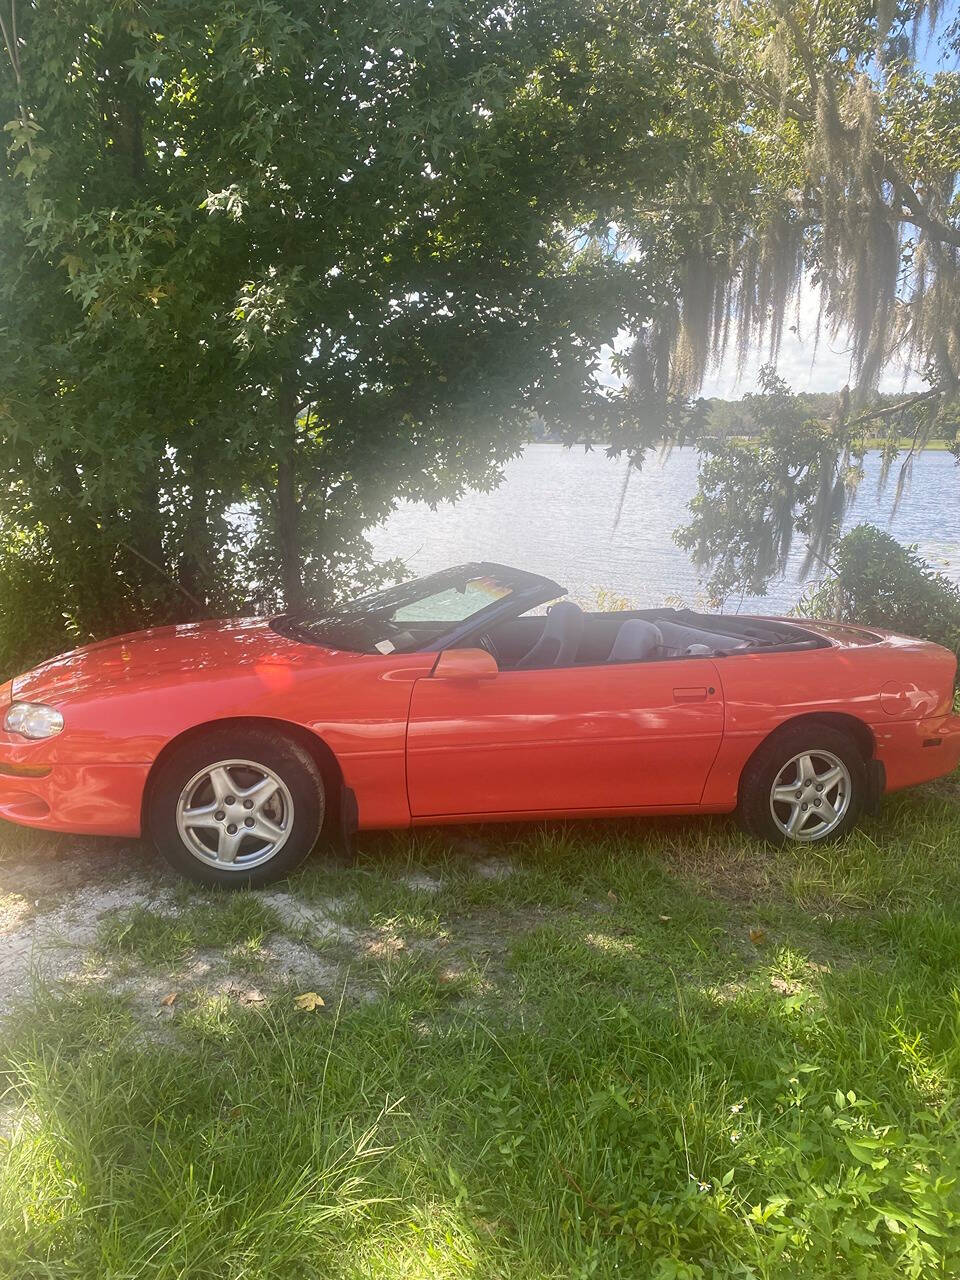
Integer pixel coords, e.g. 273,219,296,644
370,443,960,613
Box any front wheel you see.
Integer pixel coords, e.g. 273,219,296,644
736,724,866,846
147,727,325,887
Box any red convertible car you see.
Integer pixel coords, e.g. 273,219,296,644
0,562,958,885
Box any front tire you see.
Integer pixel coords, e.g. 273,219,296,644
737,723,866,846
148,727,325,887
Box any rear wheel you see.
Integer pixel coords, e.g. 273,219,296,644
737,723,866,846
148,727,325,887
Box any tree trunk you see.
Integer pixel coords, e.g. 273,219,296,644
178,469,211,611
275,378,304,611
133,463,167,576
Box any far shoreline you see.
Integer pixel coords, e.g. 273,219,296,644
523,436,954,452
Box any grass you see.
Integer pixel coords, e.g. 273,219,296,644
4,781,960,1277
96,894,284,966
729,434,954,452
855,435,953,452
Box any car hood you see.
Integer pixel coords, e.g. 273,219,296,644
12,617,335,704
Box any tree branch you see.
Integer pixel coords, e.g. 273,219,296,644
844,386,942,431
0,3,17,80
0,1,33,157
893,180,960,249
782,9,823,107
119,539,205,611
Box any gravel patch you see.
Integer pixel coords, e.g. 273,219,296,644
0,879,176,1012
0,829,521,1018
258,890,352,940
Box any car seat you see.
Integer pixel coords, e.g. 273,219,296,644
515,601,585,668
607,618,662,662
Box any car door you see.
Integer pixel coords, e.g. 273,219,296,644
405,656,725,818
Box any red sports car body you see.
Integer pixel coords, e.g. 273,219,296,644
1,562,957,885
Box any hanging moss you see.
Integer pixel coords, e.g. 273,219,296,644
628,0,958,411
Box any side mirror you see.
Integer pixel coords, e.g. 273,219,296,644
432,648,498,680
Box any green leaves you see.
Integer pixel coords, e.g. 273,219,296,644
3,115,41,151
0,0,716,650
3,116,50,179
630,1,960,606
804,523,960,661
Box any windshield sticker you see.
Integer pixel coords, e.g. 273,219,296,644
374,639,396,654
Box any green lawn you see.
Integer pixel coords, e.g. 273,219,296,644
4,779,960,1278
727,434,954,453
854,436,953,452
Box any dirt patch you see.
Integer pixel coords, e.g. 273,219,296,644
658,844,775,904
363,926,407,959
473,857,516,880
0,836,383,1017
0,833,167,903
0,828,531,1020
258,890,354,941
0,878,177,1013
401,870,443,893
258,935,342,985
0,890,33,936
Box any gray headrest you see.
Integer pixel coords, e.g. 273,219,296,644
542,600,584,637
516,601,584,668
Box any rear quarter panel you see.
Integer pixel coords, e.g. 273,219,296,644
701,628,957,808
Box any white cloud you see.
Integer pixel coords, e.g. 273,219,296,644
596,329,631,390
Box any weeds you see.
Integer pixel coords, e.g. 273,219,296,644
3,782,960,1276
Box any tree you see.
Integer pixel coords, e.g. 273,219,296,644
0,0,728,672
675,367,960,606
675,368,847,603
629,0,960,398
622,0,960,600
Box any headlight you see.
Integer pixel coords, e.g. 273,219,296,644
3,702,64,740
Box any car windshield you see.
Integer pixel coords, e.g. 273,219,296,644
273,569,522,654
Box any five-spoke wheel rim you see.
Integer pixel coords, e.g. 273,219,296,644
176,759,294,870
769,749,851,842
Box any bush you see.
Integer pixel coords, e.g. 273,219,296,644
0,522,179,681
0,529,84,678
801,524,960,657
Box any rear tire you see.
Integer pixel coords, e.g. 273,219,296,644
737,723,866,846
148,727,325,888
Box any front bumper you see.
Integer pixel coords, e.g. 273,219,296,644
0,752,148,836
0,678,147,835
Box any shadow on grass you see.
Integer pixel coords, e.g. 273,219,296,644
4,904,960,1278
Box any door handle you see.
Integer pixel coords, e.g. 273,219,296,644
673,686,709,702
